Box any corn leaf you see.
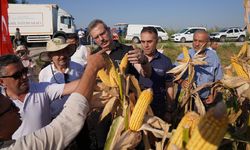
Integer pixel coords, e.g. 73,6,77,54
104,116,125,150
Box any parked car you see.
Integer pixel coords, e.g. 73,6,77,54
124,24,169,43
171,27,206,43
210,27,246,42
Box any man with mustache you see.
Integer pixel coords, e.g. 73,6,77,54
176,30,223,109
87,19,152,149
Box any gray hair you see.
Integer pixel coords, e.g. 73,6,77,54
0,54,21,77
194,30,209,41
88,19,109,33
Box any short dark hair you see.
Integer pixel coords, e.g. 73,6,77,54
0,55,21,77
88,19,109,32
141,27,158,37
67,33,79,40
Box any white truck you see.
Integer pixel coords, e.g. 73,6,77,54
8,4,76,43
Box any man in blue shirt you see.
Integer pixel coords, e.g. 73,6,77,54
176,30,223,109
139,27,174,121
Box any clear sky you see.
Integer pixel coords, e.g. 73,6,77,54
27,0,245,30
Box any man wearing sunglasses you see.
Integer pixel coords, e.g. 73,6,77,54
0,54,86,140
0,50,108,149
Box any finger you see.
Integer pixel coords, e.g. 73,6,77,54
96,48,108,54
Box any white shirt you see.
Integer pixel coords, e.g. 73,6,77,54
2,93,89,150
71,45,88,67
38,61,84,118
11,82,65,139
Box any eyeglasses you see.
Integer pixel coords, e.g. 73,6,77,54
0,67,28,80
16,51,28,57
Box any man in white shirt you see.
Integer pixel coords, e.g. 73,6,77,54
0,54,81,139
78,28,85,45
0,49,107,149
39,38,84,118
67,33,89,67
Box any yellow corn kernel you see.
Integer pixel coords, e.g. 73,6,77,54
109,66,119,87
167,112,200,150
186,103,228,150
182,46,190,62
129,89,153,131
119,53,128,74
97,69,112,87
231,57,249,79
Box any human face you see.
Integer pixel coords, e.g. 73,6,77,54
192,32,208,51
0,94,21,140
140,32,157,56
0,63,29,95
49,48,70,69
67,38,78,46
211,42,219,50
90,23,112,50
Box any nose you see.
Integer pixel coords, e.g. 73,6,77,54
98,35,103,41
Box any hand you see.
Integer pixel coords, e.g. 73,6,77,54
87,49,107,71
89,94,109,108
178,79,189,89
128,47,148,65
205,94,214,104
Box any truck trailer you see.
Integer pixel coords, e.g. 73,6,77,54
8,4,76,43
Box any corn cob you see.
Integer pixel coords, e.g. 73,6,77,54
231,57,249,79
237,42,248,58
119,53,128,74
167,112,200,150
129,89,153,131
97,55,115,87
97,69,112,87
186,102,228,150
182,46,190,62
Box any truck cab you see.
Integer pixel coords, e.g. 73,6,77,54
56,7,76,38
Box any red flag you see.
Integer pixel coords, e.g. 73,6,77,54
0,0,14,55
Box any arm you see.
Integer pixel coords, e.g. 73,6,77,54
4,51,106,150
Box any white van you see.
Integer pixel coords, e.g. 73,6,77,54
171,27,206,43
124,24,169,43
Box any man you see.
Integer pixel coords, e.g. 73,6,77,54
88,19,151,78
15,45,36,81
0,49,107,149
88,19,152,149
0,94,21,140
0,54,80,139
12,28,25,50
139,27,174,121
67,33,90,67
39,37,84,118
78,28,85,45
176,30,223,109
208,38,219,52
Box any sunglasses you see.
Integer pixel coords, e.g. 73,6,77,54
16,51,28,57
0,67,28,80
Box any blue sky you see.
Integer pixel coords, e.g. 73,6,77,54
27,0,244,30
